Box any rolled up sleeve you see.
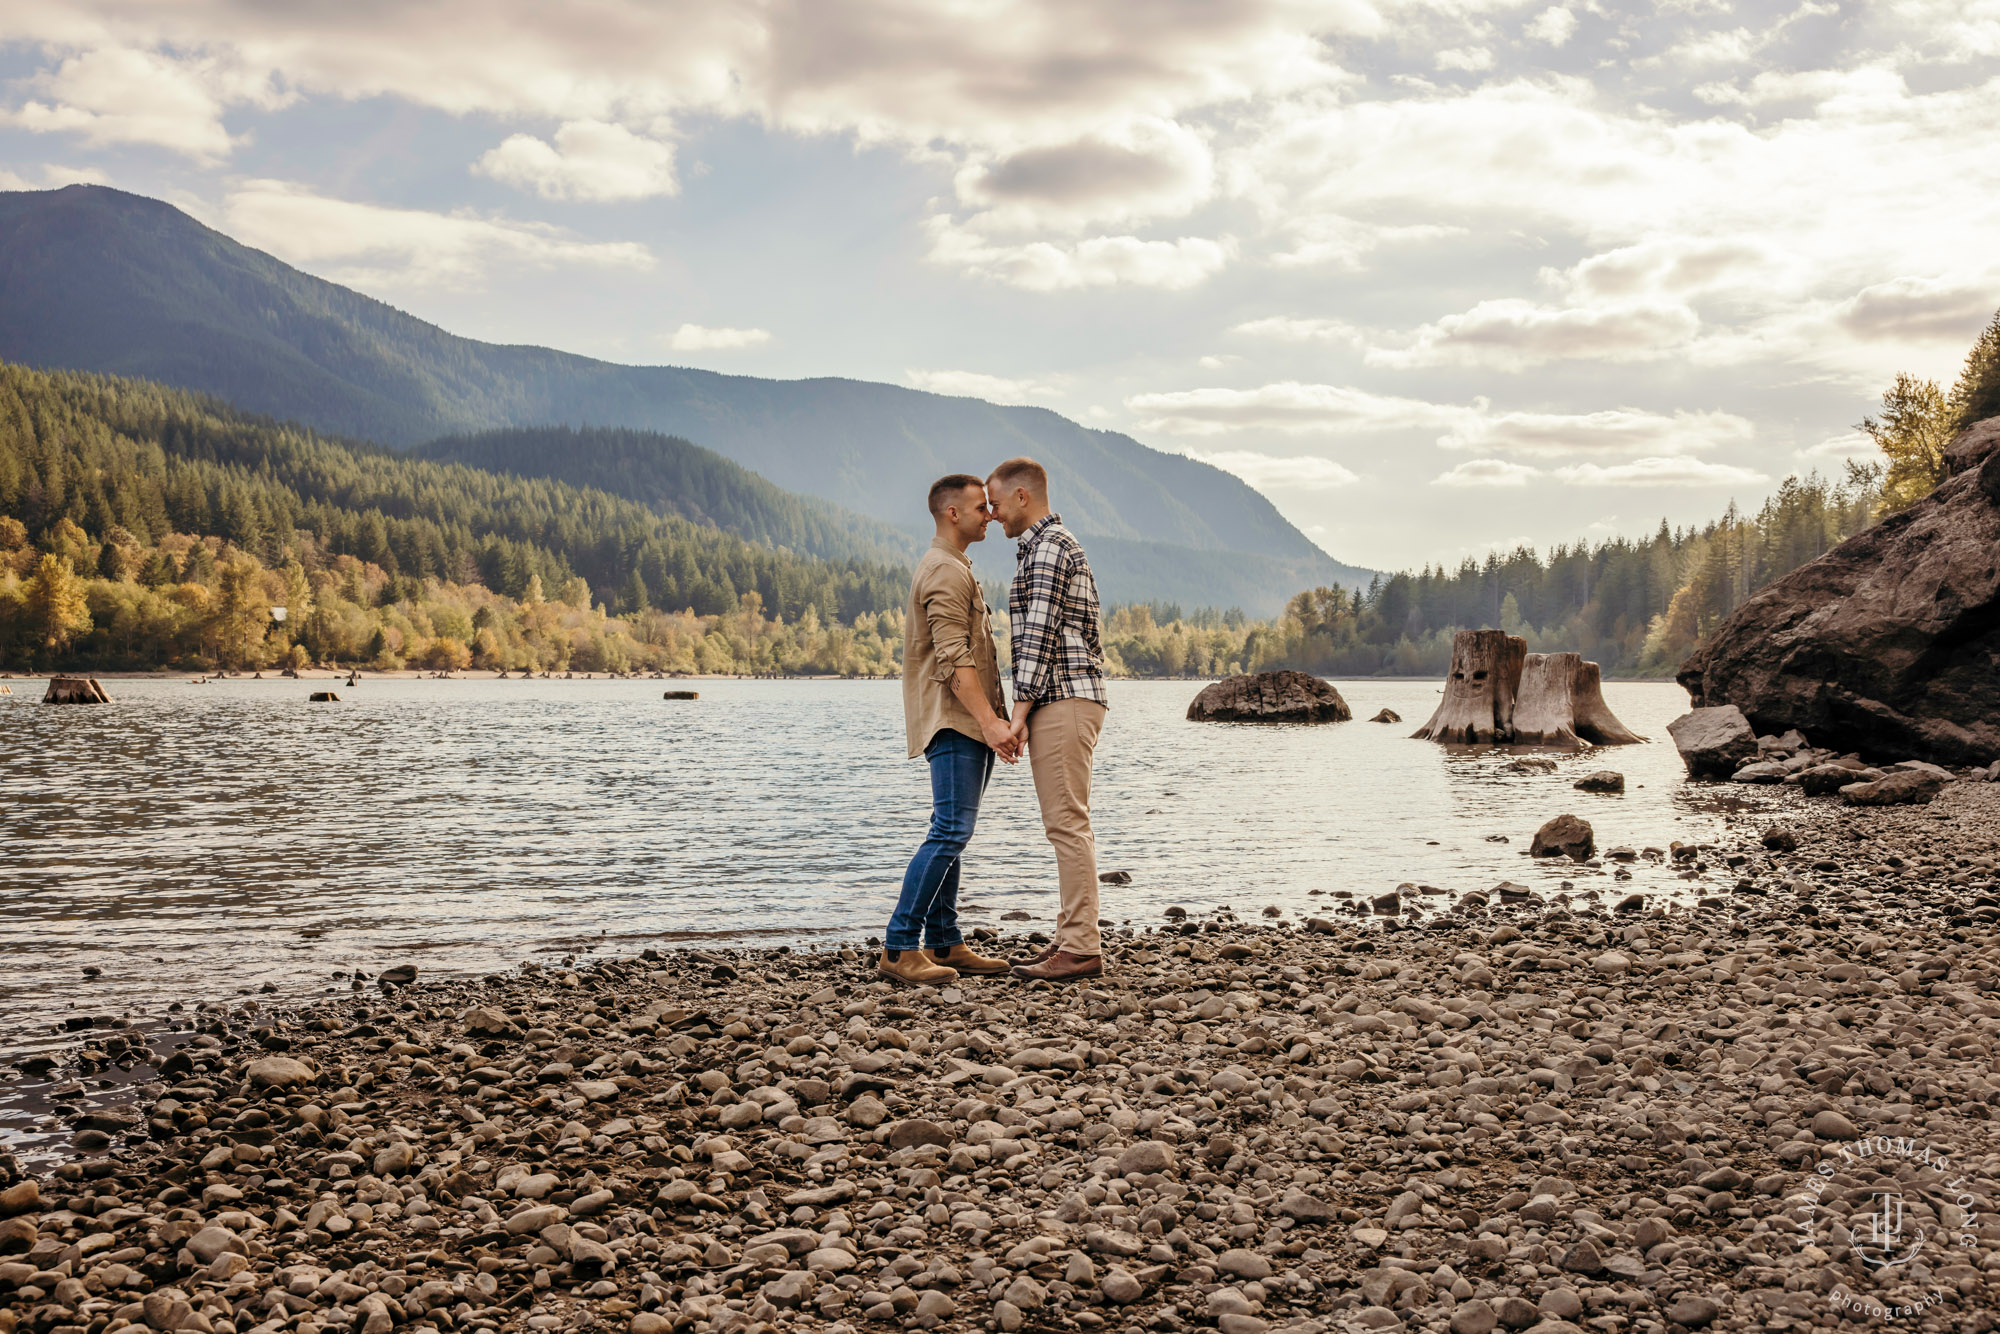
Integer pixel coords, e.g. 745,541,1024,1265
921,564,977,683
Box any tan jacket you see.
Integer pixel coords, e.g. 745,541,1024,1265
903,538,1007,757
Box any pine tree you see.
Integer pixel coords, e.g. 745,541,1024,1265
1948,307,2000,428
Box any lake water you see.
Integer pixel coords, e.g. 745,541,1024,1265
2,676,1732,1057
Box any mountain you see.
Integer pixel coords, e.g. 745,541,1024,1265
0,184,1374,612
415,426,926,569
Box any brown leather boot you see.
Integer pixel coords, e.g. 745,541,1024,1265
1013,940,1059,969
930,943,1010,976
878,948,957,986
1011,950,1103,982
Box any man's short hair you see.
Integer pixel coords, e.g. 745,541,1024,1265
987,456,1049,500
928,473,986,519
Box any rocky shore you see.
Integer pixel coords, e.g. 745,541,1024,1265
5,784,2000,1334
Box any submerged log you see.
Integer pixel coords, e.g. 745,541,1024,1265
1411,630,1524,743
43,676,111,704
1414,632,1641,746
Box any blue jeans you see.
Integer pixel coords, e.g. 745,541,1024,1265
887,729,994,952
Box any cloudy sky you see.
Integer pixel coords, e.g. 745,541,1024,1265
5,0,1999,571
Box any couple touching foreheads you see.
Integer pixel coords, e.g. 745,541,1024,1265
881,456,1108,987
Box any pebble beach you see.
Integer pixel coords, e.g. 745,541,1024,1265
3,780,1999,1334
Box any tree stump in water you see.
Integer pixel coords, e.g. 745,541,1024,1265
1411,630,1524,743
1572,660,1644,744
1413,631,1641,746
43,676,111,704
1513,652,1583,746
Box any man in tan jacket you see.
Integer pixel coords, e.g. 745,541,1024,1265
880,474,1019,986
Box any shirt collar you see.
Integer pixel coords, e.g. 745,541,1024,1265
1015,512,1061,556
929,536,973,567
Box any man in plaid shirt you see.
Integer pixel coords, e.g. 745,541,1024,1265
986,456,1110,982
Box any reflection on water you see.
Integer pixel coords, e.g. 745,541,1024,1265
2,676,1717,1051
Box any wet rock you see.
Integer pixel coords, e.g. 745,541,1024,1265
1667,706,1757,778
1573,770,1624,793
1370,708,1401,723
1530,814,1594,860
1187,671,1351,723
0,1183,38,1217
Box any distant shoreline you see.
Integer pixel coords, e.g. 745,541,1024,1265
2,671,1681,684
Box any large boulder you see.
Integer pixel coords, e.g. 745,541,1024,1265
1187,671,1350,723
1678,418,2000,765
1666,705,1756,777
1840,769,1948,806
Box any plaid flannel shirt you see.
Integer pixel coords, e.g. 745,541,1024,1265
1008,513,1108,707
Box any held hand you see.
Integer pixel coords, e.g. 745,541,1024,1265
981,716,1022,763
1008,712,1031,755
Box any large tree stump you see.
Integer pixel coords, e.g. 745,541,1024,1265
1413,632,1642,746
43,676,111,704
1572,660,1644,744
1411,630,1525,743
1513,652,1584,747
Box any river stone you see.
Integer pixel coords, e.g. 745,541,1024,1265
1370,708,1401,723
1798,763,1865,795
1573,770,1624,793
185,1226,239,1265
1217,1248,1272,1280
1678,416,2000,765
0,1182,39,1217
1187,671,1351,723
1811,1109,1859,1139
886,1118,952,1150
1666,706,1757,778
1116,1140,1176,1176
1451,1299,1498,1334
245,1056,316,1089
1530,814,1594,860
1666,1294,1719,1328
1100,1269,1144,1304
463,1006,519,1038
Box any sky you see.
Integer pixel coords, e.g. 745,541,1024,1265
4,1,1999,573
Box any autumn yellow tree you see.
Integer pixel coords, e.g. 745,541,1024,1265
25,553,92,661
1859,373,1955,511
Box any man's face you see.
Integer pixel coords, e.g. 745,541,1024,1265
949,486,993,543
987,481,1029,538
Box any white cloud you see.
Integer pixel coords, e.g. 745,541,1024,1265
1795,432,1878,462
905,369,1060,403
475,120,678,201
1265,214,1462,270
6,47,271,161
1126,382,1469,435
220,180,656,288
1435,47,1495,72
1552,457,1769,486
1441,407,1755,458
668,324,771,351
1365,298,1700,370
1526,7,1577,46
0,163,110,189
1432,459,1539,487
952,117,1214,232
1183,448,1360,491
925,216,1234,291
1834,275,1999,343
1228,315,1363,344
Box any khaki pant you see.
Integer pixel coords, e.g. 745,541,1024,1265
1026,697,1106,956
